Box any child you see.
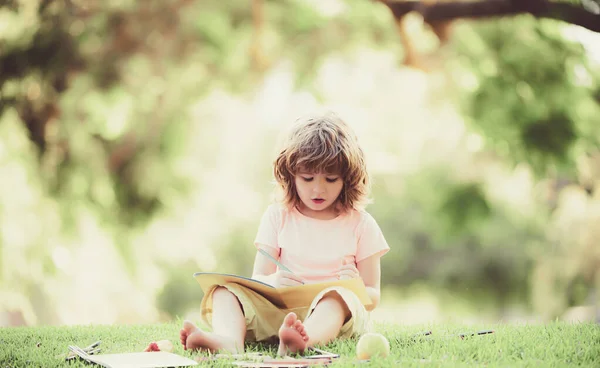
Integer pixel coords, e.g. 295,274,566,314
180,112,389,356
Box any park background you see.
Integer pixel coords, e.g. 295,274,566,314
1,0,599,328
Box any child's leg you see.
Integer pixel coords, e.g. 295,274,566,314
180,286,246,353
278,291,350,355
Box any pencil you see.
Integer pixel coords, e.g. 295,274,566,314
257,248,304,284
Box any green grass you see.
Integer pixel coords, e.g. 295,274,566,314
1,321,598,367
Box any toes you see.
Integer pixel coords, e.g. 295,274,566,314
181,322,197,351
179,333,188,348
293,319,305,335
280,312,311,348
283,312,297,327
182,320,197,333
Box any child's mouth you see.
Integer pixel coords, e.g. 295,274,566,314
312,198,325,204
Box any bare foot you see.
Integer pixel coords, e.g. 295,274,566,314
179,320,240,353
277,312,309,356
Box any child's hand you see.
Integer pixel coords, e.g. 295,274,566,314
338,258,360,280
273,270,305,288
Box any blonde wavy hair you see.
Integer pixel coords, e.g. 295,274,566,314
273,112,370,213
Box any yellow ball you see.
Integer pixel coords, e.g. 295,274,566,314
356,332,390,360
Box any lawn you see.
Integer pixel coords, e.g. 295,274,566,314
1,320,598,367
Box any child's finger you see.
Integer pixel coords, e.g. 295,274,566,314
338,269,359,279
281,277,304,287
282,271,304,282
280,272,307,286
340,268,358,276
339,264,358,272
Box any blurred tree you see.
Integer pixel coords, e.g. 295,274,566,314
155,261,204,320
379,0,600,69
439,14,599,318
452,18,599,177
0,0,399,225
372,165,540,313
1,0,598,324
0,0,400,323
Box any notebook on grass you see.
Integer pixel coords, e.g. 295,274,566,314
68,350,198,368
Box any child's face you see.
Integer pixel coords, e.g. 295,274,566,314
294,170,344,216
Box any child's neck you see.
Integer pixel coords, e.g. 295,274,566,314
296,203,340,220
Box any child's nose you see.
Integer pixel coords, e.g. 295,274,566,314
313,180,325,192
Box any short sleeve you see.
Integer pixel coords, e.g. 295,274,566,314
254,204,282,252
355,212,390,262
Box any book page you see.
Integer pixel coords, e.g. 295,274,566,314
194,272,285,306
86,351,198,368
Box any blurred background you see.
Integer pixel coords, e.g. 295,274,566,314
1,0,599,328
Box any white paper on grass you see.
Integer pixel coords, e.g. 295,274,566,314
80,351,198,368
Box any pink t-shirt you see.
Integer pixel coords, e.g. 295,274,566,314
254,204,390,284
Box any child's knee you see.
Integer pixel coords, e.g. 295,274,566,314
213,286,242,307
321,290,344,303
318,291,352,322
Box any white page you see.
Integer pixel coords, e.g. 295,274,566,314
85,351,198,368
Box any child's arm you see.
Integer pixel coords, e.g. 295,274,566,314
251,246,278,285
251,246,304,287
357,253,383,311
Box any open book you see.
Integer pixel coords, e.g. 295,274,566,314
193,273,373,309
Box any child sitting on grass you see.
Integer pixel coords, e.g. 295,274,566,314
180,111,390,356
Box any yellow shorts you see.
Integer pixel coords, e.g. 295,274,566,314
199,282,371,343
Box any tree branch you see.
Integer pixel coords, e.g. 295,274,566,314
382,0,600,33
539,2,600,32
250,0,268,71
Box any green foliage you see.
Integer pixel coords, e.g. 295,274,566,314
445,16,600,317
155,262,204,320
451,17,600,177
439,183,490,235
372,167,539,307
0,0,399,227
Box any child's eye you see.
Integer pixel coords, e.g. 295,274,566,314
302,177,314,182
326,177,339,183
